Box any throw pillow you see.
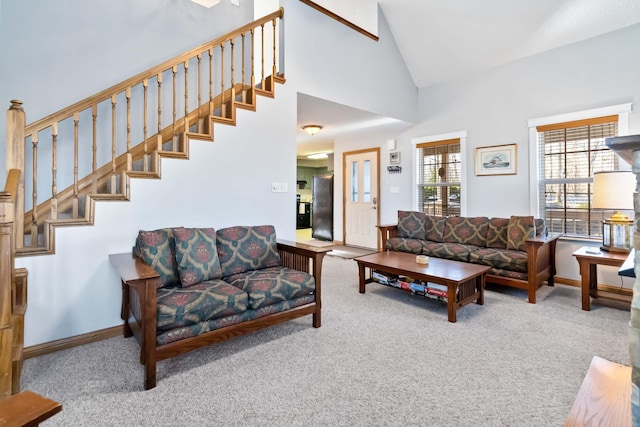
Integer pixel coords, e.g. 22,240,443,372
486,217,510,249
216,225,281,276
173,227,223,287
506,216,536,251
397,210,426,239
424,215,446,242
134,228,181,288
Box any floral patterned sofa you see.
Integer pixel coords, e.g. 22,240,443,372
109,225,329,390
378,211,561,304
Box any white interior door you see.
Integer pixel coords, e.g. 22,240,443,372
344,150,379,249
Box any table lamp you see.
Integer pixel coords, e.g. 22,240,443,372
593,171,636,253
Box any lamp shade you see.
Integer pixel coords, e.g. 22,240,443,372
593,171,635,210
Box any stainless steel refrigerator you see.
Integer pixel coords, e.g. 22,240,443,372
312,174,334,241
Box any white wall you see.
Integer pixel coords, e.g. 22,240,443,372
383,23,640,286
283,0,418,243
17,85,298,346
283,0,417,124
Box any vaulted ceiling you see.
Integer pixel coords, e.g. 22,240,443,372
379,0,640,88
297,0,640,158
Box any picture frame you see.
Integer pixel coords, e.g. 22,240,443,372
475,144,517,176
390,152,401,165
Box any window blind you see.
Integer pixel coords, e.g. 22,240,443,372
537,117,619,237
416,139,461,216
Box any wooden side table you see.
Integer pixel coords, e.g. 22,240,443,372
572,246,631,311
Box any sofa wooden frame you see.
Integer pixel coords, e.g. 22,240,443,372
109,240,328,390
378,224,561,304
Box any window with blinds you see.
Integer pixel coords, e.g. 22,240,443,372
416,139,461,216
537,115,620,238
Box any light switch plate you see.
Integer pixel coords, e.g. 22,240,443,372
272,182,288,193
231,0,240,6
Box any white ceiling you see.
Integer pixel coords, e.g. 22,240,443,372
297,0,640,158
379,0,640,88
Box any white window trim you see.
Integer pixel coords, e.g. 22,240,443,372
412,130,468,216
527,103,632,217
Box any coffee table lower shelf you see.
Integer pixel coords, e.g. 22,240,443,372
355,252,490,323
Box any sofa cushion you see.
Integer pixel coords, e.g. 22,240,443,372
468,248,528,273
506,216,536,251
442,217,489,247
216,225,282,276
174,227,223,287
422,242,479,263
223,266,316,310
156,279,248,331
134,227,181,288
385,237,425,254
156,295,316,346
425,215,446,242
397,210,426,239
486,218,510,249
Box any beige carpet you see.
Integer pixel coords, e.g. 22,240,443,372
20,255,631,426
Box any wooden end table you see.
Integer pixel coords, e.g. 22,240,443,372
355,251,489,323
572,246,631,311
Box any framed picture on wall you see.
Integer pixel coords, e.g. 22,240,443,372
390,152,401,165
475,144,517,176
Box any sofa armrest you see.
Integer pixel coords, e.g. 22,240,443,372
109,252,160,283
525,232,562,246
523,232,562,303
276,240,330,280
276,240,329,328
109,252,159,389
377,224,398,251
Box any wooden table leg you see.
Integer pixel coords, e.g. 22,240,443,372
589,263,598,299
447,284,457,323
476,275,485,305
358,262,366,293
578,259,591,311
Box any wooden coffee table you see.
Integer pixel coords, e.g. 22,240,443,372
355,251,490,322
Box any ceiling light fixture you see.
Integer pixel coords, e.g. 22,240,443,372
188,0,221,8
307,152,329,159
303,125,323,136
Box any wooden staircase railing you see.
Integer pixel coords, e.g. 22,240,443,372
6,7,285,257
0,169,27,398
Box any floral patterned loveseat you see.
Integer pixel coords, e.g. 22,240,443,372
109,225,329,390
378,211,561,304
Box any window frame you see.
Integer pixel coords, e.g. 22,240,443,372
527,103,632,239
412,131,467,216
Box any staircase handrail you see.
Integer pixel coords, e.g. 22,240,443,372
25,7,283,136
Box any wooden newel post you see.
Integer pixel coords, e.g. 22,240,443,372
6,100,25,250
0,191,15,399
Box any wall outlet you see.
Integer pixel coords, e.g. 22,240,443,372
231,0,240,6
272,182,288,193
